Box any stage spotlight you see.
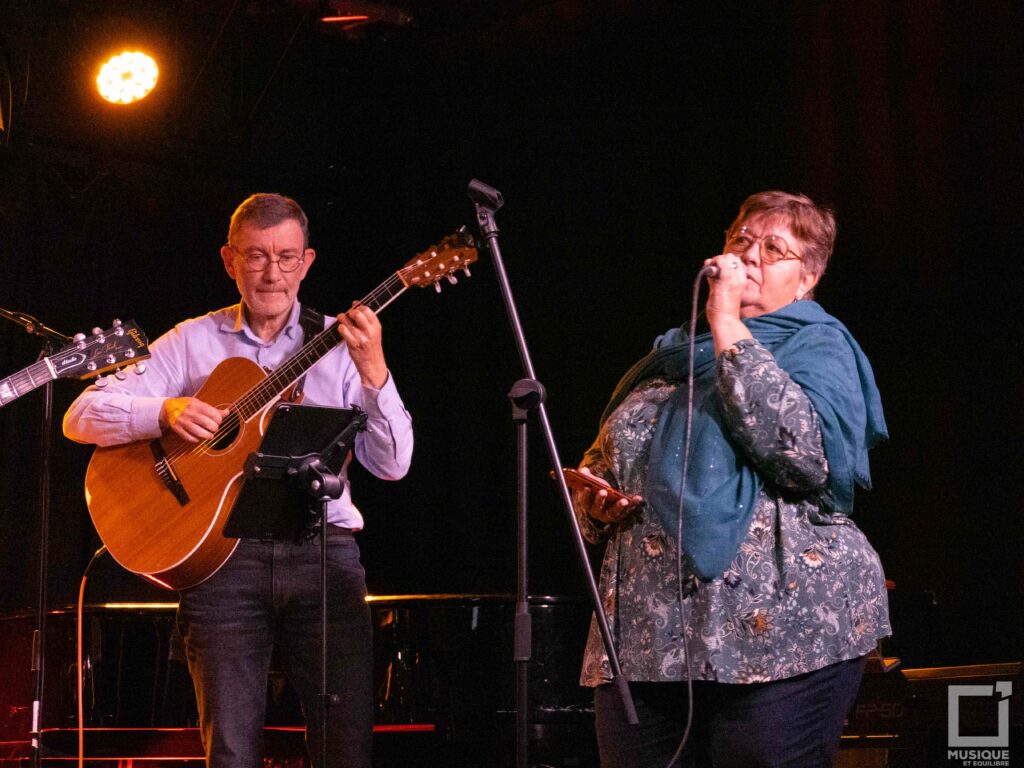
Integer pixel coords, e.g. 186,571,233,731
96,51,159,105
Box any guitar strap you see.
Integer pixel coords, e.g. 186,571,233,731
291,304,326,400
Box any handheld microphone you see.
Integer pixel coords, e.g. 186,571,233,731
699,264,720,279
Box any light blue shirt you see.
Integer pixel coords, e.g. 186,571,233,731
63,301,414,529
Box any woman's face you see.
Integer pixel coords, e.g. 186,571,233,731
726,214,819,318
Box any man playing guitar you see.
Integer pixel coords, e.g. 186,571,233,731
64,193,414,768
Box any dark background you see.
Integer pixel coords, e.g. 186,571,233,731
0,0,1021,670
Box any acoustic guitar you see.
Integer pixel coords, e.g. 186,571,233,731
0,320,150,407
84,231,478,590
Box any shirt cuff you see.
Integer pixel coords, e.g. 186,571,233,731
130,396,168,440
359,371,402,420
718,337,769,365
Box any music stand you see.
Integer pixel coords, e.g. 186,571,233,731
224,402,368,767
225,402,366,540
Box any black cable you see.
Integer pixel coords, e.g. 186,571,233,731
1,39,13,145
663,269,710,767
18,47,29,142
238,7,311,135
181,0,241,130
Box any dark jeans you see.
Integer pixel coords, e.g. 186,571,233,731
594,656,866,768
176,535,373,768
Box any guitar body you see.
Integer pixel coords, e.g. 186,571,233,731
85,357,274,591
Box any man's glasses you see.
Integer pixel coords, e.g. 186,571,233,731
724,227,802,264
228,245,304,273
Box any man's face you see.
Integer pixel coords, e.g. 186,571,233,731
220,219,315,328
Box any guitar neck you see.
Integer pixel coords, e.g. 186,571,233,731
233,273,409,420
0,359,55,407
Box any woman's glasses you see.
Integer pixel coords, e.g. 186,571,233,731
724,227,802,264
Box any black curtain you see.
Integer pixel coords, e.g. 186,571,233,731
0,0,1020,667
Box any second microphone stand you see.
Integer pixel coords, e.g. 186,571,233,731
467,180,637,768
0,308,71,768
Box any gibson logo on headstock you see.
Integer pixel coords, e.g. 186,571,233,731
127,327,145,348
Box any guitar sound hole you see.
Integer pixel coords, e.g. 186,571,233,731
209,413,240,451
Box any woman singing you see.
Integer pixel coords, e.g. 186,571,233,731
574,191,890,767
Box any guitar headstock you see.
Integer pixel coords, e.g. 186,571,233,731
398,228,479,292
50,319,151,380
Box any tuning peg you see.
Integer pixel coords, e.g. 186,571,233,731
73,333,86,348
95,376,109,388
434,283,442,294
125,349,136,359
114,369,128,381
92,328,106,343
462,265,472,277
133,362,147,375
446,274,458,285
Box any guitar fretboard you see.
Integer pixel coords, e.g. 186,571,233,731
0,359,54,407
233,273,409,420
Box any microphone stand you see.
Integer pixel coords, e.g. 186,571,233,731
467,180,638,768
0,308,71,768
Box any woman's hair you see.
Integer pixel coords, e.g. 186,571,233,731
726,190,836,295
227,193,310,249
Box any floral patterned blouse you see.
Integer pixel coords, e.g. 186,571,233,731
577,338,890,686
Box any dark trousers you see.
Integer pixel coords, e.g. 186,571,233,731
176,536,373,768
594,656,866,768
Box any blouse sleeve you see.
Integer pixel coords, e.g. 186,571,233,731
715,338,829,494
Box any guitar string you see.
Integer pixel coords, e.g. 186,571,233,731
5,328,133,400
220,275,405,426
163,245,472,464
10,362,47,392
160,268,415,464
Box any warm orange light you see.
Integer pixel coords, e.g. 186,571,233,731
96,51,159,104
321,15,370,23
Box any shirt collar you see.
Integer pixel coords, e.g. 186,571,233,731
220,301,302,344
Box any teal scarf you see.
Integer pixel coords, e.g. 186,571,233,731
600,300,888,579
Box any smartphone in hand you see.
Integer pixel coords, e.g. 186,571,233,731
552,467,641,509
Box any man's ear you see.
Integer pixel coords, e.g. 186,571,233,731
221,245,237,279
296,248,316,280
